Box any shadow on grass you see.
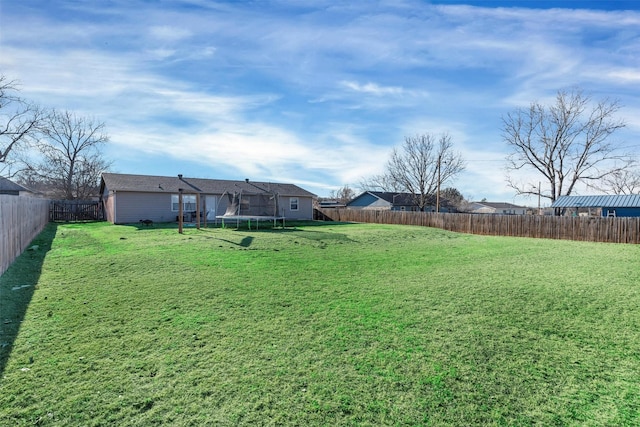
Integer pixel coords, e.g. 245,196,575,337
211,219,357,231
217,236,254,247
0,223,57,377
252,225,357,243
125,220,356,232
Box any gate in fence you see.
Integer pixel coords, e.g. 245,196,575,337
49,200,104,222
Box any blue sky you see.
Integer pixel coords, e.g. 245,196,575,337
1,0,639,204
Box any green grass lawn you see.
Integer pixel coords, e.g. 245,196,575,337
1,221,639,426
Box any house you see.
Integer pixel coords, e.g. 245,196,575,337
468,201,527,215
347,191,423,211
317,199,347,209
551,194,640,217
99,173,316,224
0,176,32,196
346,191,459,212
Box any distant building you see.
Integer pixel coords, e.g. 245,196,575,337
318,199,346,209
347,191,459,212
468,201,527,215
347,191,422,211
0,176,32,196
551,194,640,217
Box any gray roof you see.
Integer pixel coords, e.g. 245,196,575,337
349,191,462,207
472,202,526,209
367,191,418,205
551,194,640,208
0,176,29,194
100,173,316,197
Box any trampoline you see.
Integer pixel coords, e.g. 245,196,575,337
215,188,285,229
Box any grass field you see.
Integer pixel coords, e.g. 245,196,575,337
1,221,639,426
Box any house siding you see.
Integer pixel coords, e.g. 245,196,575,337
106,191,313,224
602,207,640,218
469,203,526,215
113,192,175,224
282,196,313,219
471,206,496,214
103,190,115,223
552,195,640,217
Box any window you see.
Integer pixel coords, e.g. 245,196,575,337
290,197,299,211
171,194,196,212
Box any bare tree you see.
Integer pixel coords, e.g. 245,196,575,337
358,173,403,193
24,110,111,199
503,88,628,202
0,76,45,176
329,185,356,204
589,161,640,195
440,187,466,211
371,133,465,211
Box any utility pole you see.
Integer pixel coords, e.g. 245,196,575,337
538,181,541,215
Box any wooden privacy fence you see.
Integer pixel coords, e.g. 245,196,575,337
0,196,50,276
49,200,103,222
316,208,640,244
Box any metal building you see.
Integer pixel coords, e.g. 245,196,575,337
551,194,640,217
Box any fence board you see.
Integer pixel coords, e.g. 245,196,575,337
316,209,640,244
0,196,50,276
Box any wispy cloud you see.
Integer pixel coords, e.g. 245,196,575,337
341,81,405,96
148,25,192,42
606,69,640,83
1,0,639,199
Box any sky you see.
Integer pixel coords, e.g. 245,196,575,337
1,0,639,204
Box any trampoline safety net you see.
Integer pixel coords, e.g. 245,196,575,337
222,191,280,217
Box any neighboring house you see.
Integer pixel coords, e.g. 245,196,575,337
0,176,32,196
347,191,429,211
551,194,640,217
317,199,346,209
99,173,316,224
347,191,416,211
468,201,527,215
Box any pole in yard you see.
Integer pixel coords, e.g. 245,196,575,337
203,196,207,228
196,193,201,230
178,188,184,234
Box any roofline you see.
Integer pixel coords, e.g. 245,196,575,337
100,173,316,197
551,194,640,208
